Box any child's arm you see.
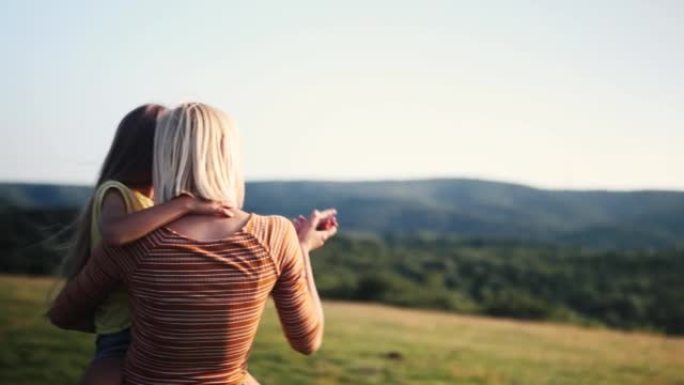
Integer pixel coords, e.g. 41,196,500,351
99,191,233,246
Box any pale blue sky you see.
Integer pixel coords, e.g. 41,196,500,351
1,0,682,190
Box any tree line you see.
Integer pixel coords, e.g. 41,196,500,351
2,206,682,335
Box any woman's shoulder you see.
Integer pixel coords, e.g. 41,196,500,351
245,214,299,270
249,214,295,233
246,214,298,247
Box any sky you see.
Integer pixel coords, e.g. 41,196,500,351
0,0,682,190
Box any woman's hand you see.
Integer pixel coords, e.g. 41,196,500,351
178,195,234,217
294,209,338,252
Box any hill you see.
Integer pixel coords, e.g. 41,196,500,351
2,179,684,249
2,275,682,385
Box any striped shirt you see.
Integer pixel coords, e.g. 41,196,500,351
49,214,322,385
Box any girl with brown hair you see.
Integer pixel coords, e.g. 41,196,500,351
61,104,234,384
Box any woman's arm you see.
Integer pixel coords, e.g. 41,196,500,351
272,210,337,355
100,192,234,246
296,209,337,325
47,245,127,332
299,247,324,350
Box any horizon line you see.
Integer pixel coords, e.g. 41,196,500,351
1,176,683,194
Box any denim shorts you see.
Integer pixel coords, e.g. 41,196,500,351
95,328,131,360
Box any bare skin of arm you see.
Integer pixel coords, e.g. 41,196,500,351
99,191,234,246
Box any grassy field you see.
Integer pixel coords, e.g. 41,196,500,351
1,275,683,385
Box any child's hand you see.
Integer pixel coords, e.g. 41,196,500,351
184,197,234,217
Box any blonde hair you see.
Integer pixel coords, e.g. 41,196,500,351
153,103,245,208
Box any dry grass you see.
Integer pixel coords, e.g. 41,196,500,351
2,274,683,385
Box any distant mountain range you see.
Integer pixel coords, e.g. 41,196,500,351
2,179,683,250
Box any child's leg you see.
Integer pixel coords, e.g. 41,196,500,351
81,329,130,385
79,357,123,385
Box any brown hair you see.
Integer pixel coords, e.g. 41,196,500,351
59,104,166,279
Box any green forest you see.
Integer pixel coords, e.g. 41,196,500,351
313,236,684,335
2,205,682,336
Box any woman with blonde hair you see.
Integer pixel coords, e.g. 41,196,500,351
49,102,337,384
60,104,235,385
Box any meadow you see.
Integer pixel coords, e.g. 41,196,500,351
1,275,683,385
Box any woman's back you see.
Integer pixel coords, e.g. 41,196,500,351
49,103,330,384
51,213,322,385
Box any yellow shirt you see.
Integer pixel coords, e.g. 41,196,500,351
90,180,153,334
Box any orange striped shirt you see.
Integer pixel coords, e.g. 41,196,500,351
49,214,322,385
